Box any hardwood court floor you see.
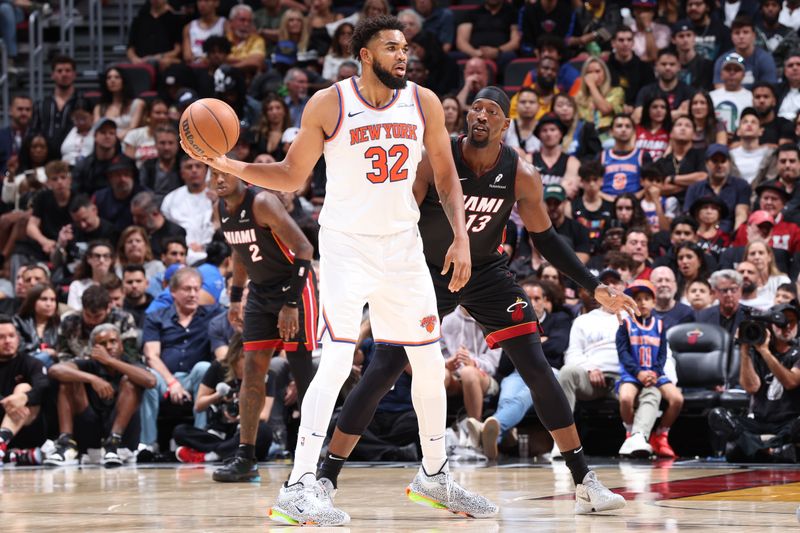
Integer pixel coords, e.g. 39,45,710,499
1,460,798,532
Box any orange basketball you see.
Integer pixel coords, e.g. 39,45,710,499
179,98,240,158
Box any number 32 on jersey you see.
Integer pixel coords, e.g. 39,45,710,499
364,145,409,183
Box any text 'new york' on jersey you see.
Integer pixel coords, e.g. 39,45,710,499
219,187,294,287
418,136,518,270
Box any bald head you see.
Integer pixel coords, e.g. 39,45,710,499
650,266,677,304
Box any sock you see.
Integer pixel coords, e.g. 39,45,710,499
0,427,12,443
288,426,326,485
317,452,347,488
562,446,590,486
236,443,255,460
623,423,632,435
59,432,74,443
110,432,122,441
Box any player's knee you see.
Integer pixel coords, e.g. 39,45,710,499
314,342,356,385
245,350,272,375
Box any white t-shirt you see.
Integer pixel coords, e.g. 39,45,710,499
778,87,800,121
730,145,771,184
756,274,791,304
503,119,541,154
161,185,215,263
60,127,94,167
710,88,753,134
67,279,97,311
123,127,157,167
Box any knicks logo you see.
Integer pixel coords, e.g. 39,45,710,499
686,328,704,345
507,298,528,322
420,315,438,334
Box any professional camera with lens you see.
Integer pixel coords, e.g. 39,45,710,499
739,308,788,345
224,395,240,418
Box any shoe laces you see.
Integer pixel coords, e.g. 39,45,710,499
312,480,333,506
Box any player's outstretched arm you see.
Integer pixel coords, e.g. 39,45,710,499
514,158,638,318
181,89,339,192
418,86,470,292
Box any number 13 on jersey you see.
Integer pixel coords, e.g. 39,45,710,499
364,145,410,183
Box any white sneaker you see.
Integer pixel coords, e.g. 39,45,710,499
268,472,350,526
406,464,499,518
575,471,626,514
481,417,500,460
618,432,652,458
463,417,483,449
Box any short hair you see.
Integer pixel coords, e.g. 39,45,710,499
162,236,188,253
612,25,634,39
68,193,94,214
578,160,604,180
50,54,76,70
640,164,665,182
101,273,123,292
229,4,253,19
350,15,405,61
688,278,712,291
604,250,636,272
203,35,232,55
89,323,120,347
123,264,147,277
671,215,699,232
777,143,800,159
397,9,423,28
0,314,14,328
153,124,178,139
656,48,679,61
516,86,537,100
45,160,70,179
708,269,742,289
24,262,51,280
731,14,755,31
131,190,160,215
169,266,202,291
777,282,798,297
82,284,110,313
11,95,32,106
611,113,635,129
536,34,565,57
339,60,359,73
751,81,776,97
624,226,649,243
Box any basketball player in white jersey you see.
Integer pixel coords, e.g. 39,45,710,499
184,15,496,527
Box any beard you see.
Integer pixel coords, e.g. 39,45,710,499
754,107,771,118
467,126,489,147
538,76,555,91
742,280,757,294
372,61,407,90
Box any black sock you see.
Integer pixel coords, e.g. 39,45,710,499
562,446,590,486
59,432,74,443
0,427,13,443
237,443,255,460
317,452,347,488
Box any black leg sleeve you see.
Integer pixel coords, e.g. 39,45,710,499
286,345,316,407
499,334,575,431
336,344,408,436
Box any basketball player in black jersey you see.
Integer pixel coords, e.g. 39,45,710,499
316,87,637,516
211,170,317,482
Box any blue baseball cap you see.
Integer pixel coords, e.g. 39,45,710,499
705,143,730,160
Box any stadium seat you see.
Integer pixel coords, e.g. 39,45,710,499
667,322,729,411
719,341,752,410
114,62,157,97
504,58,537,88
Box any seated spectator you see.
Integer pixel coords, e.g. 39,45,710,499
756,0,800,73
13,283,60,367
251,95,291,161
123,99,170,168
130,192,187,258
675,241,711,304
744,239,791,302
57,285,140,363
103,274,125,310
691,196,731,258
713,15,777,90
621,227,653,280
533,114,579,193
254,0,286,47
711,53,754,135
776,283,798,304
67,240,115,311
610,194,649,237
94,155,147,234
503,91,540,159
173,333,274,463
0,315,48,464
617,280,683,458
734,178,800,251
2,133,53,210
687,278,714,312
182,0,227,65
568,0,621,54
277,9,319,65
571,161,614,255
751,82,789,145
635,96,671,162
140,267,223,449
45,324,156,467
454,0,520,71
22,161,73,263
730,108,771,184
161,158,214,265
518,0,571,57
543,184,591,264
321,22,356,82
146,237,188,297
31,55,84,150
778,53,800,122
413,0,454,54
0,95,33,175
115,226,164,281
93,67,145,141
698,269,750,341
0,264,51,316
689,90,728,150
60,105,95,168
455,58,490,110
601,115,651,199
73,118,121,195
195,36,233,99
653,116,709,199
214,65,260,131
439,95,464,140
737,260,774,310
575,58,625,143
650,266,696,329
512,57,560,121
683,144,751,234
628,0,670,63
226,4,267,75
607,26,655,111
553,94,602,161
126,0,183,71
708,303,800,463
673,21,713,91
441,306,500,422
137,126,181,204
635,50,693,122
122,265,153,328
639,166,676,234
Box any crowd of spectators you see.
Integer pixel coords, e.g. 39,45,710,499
1,0,800,467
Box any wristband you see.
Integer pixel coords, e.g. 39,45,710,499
285,259,311,307
229,285,244,303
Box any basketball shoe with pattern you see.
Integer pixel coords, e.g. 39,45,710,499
269,472,350,526
44,434,79,466
406,464,498,518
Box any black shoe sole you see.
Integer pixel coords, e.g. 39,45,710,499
212,471,261,483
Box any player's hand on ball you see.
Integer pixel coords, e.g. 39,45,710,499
594,284,638,323
442,236,471,292
278,305,300,341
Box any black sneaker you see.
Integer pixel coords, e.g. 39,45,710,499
44,435,79,466
102,435,124,468
212,455,260,482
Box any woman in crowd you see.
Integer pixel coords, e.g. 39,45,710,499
13,282,60,367
686,279,714,312
1,132,52,210
574,57,624,146
309,0,342,58
442,95,465,138
278,9,316,62
689,90,726,150
115,226,164,280
123,99,170,167
691,196,730,259
743,239,791,303
553,93,601,161
675,242,710,304
252,95,292,161
93,66,145,140
321,22,356,81
612,193,649,233
182,0,227,64
67,240,115,310
636,95,671,161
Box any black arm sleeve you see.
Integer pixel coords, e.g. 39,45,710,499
530,226,600,293
24,357,49,406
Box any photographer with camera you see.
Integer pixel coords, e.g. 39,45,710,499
708,303,800,463
172,333,273,464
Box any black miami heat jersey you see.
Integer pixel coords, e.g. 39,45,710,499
418,136,519,269
219,187,294,287
532,152,569,187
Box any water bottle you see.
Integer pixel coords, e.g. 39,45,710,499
518,434,530,458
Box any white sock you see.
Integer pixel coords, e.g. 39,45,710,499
406,344,448,475
623,422,633,434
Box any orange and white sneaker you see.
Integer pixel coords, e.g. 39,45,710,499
649,432,676,458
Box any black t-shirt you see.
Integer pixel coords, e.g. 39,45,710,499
465,4,517,48
761,116,790,146
554,217,591,255
124,293,154,328
32,190,72,240
128,10,182,57
679,55,714,91
691,18,732,61
608,55,656,106
750,343,800,423
149,219,186,258
635,81,694,110
571,197,613,254
0,354,47,406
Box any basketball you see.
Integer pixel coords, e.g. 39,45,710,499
179,98,240,158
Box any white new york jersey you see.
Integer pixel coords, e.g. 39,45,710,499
319,77,426,235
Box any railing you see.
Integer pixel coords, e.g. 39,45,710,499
27,11,44,104
0,41,8,128
59,0,76,58
88,0,104,72
118,0,133,50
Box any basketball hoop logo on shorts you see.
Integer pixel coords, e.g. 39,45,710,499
420,315,438,334
507,297,528,322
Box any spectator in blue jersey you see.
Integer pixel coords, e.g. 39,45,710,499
683,144,751,234
713,15,777,90
599,114,652,201
616,280,683,459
